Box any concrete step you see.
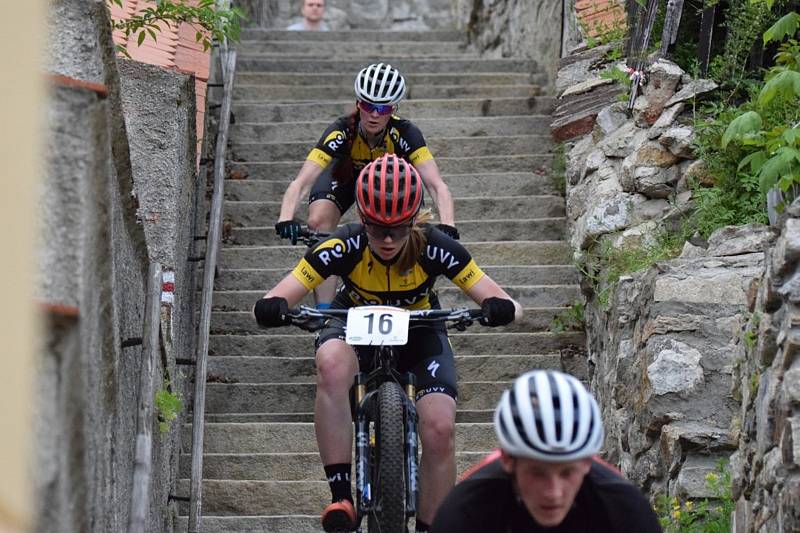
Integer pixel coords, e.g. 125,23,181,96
206,353,563,384
175,479,328,515
240,29,465,42
224,172,561,200
223,196,564,227
212,265,579,291
202,378,574,413
182,422,497,454
211,284,579,311
233,84,542,102
236,57,539,74
216,241,571,270
209,306,573,335
175,515,323,533
225,218,566,245
231,97,553,123
178,450,491,481
229,134,555,161
237,39,468,56
206,331,586,360
229,115,553,143
234,71,540,87
239,51,480,61
229,154,553,177
202,409,504,424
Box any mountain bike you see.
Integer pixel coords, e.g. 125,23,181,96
286,304,483,533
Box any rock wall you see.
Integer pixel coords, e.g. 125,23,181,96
555,42,800,532
37,1,201,531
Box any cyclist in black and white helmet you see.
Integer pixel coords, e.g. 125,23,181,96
431,370,662,533
274,62,456,309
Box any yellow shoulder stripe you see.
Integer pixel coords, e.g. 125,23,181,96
409,146,433,165
291,258,323,290
307,148,332,167
452,260,484,291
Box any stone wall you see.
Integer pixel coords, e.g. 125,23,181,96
37,0,201,531
555,42,800,531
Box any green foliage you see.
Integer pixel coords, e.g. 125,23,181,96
599,64,633,102
581,231,685,310
708,0,775,87
550,300,586,333
654,459,734,533
551,143,567,195
155,381,183,435
108,0,245,57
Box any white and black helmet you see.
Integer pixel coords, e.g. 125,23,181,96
494,370,604,462
354,63,407,106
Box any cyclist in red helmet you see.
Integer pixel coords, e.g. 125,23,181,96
255,154,521,533
274,63,457,309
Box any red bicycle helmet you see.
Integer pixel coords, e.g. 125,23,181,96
356,153,423,226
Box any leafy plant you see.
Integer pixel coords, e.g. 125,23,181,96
599,63,634,102
107,0,245,57
550,300,586,333
155,381,183,435
655,459,734,533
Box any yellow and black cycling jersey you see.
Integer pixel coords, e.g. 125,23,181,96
291,223,485,309
306,115,434,180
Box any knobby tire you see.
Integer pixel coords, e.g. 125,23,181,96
367,381,407,533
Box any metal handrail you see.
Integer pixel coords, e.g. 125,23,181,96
187,42,237,533
127,262,164,533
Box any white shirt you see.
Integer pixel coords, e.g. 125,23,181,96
286,21,330,31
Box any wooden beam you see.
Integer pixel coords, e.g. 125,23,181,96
698,5,717,75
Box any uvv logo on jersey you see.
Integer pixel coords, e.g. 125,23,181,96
313,235,361,266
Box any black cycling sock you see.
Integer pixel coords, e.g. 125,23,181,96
415,519,430,533
324,463,352,503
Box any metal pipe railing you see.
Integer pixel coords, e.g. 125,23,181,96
127,261,164,533
187,43,237,533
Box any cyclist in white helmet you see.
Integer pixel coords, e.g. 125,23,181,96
431,370,662,533
275,63,456,308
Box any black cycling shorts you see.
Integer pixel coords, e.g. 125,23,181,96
308,160,355,215
315,296,458,402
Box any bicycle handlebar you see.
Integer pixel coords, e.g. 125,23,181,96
286,305,484,332
296,227,330,246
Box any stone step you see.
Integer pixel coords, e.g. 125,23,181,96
174,479,331,515
212,265,579,291
233,84,542,102
223,196,564,227
207,331,586,359
231,97,553,123
202,409,502,424
236,39,468,56
229,115,553,143
236,57,539,74
234,72,540,87
182,422,496,454
206,353,563,384
225,218,566,245
209,306,572,335
240,29,465,42
229,134,555,161
178,450,491,481
175,515,324,533
239,51,480,61
224,172,561,199
211,284,579,312
202,380,542,413
229,154,553,177
217,241,571,270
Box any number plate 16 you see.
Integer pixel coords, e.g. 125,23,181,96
345,306,410,346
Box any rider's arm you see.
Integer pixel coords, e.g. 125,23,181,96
263,274,309,308
278,159,326,221
415,159,455,226
464,276,524,322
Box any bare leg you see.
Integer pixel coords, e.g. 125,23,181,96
314,339,359,465
416,393,457,524
307,199,341,306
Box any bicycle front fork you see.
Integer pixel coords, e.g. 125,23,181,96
404,372,419,518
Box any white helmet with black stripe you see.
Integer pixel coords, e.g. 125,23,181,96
494,370,604,462
354,63,406,106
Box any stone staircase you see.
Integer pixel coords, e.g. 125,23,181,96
177,29,585,532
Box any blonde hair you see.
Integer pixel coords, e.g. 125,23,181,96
395,209,434,272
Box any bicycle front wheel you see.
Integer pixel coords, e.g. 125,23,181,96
367,381,407,533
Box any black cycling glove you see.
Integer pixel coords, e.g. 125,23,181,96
437,224,460,240
254,297,291,327
480,297,516,327
275,220,301,245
